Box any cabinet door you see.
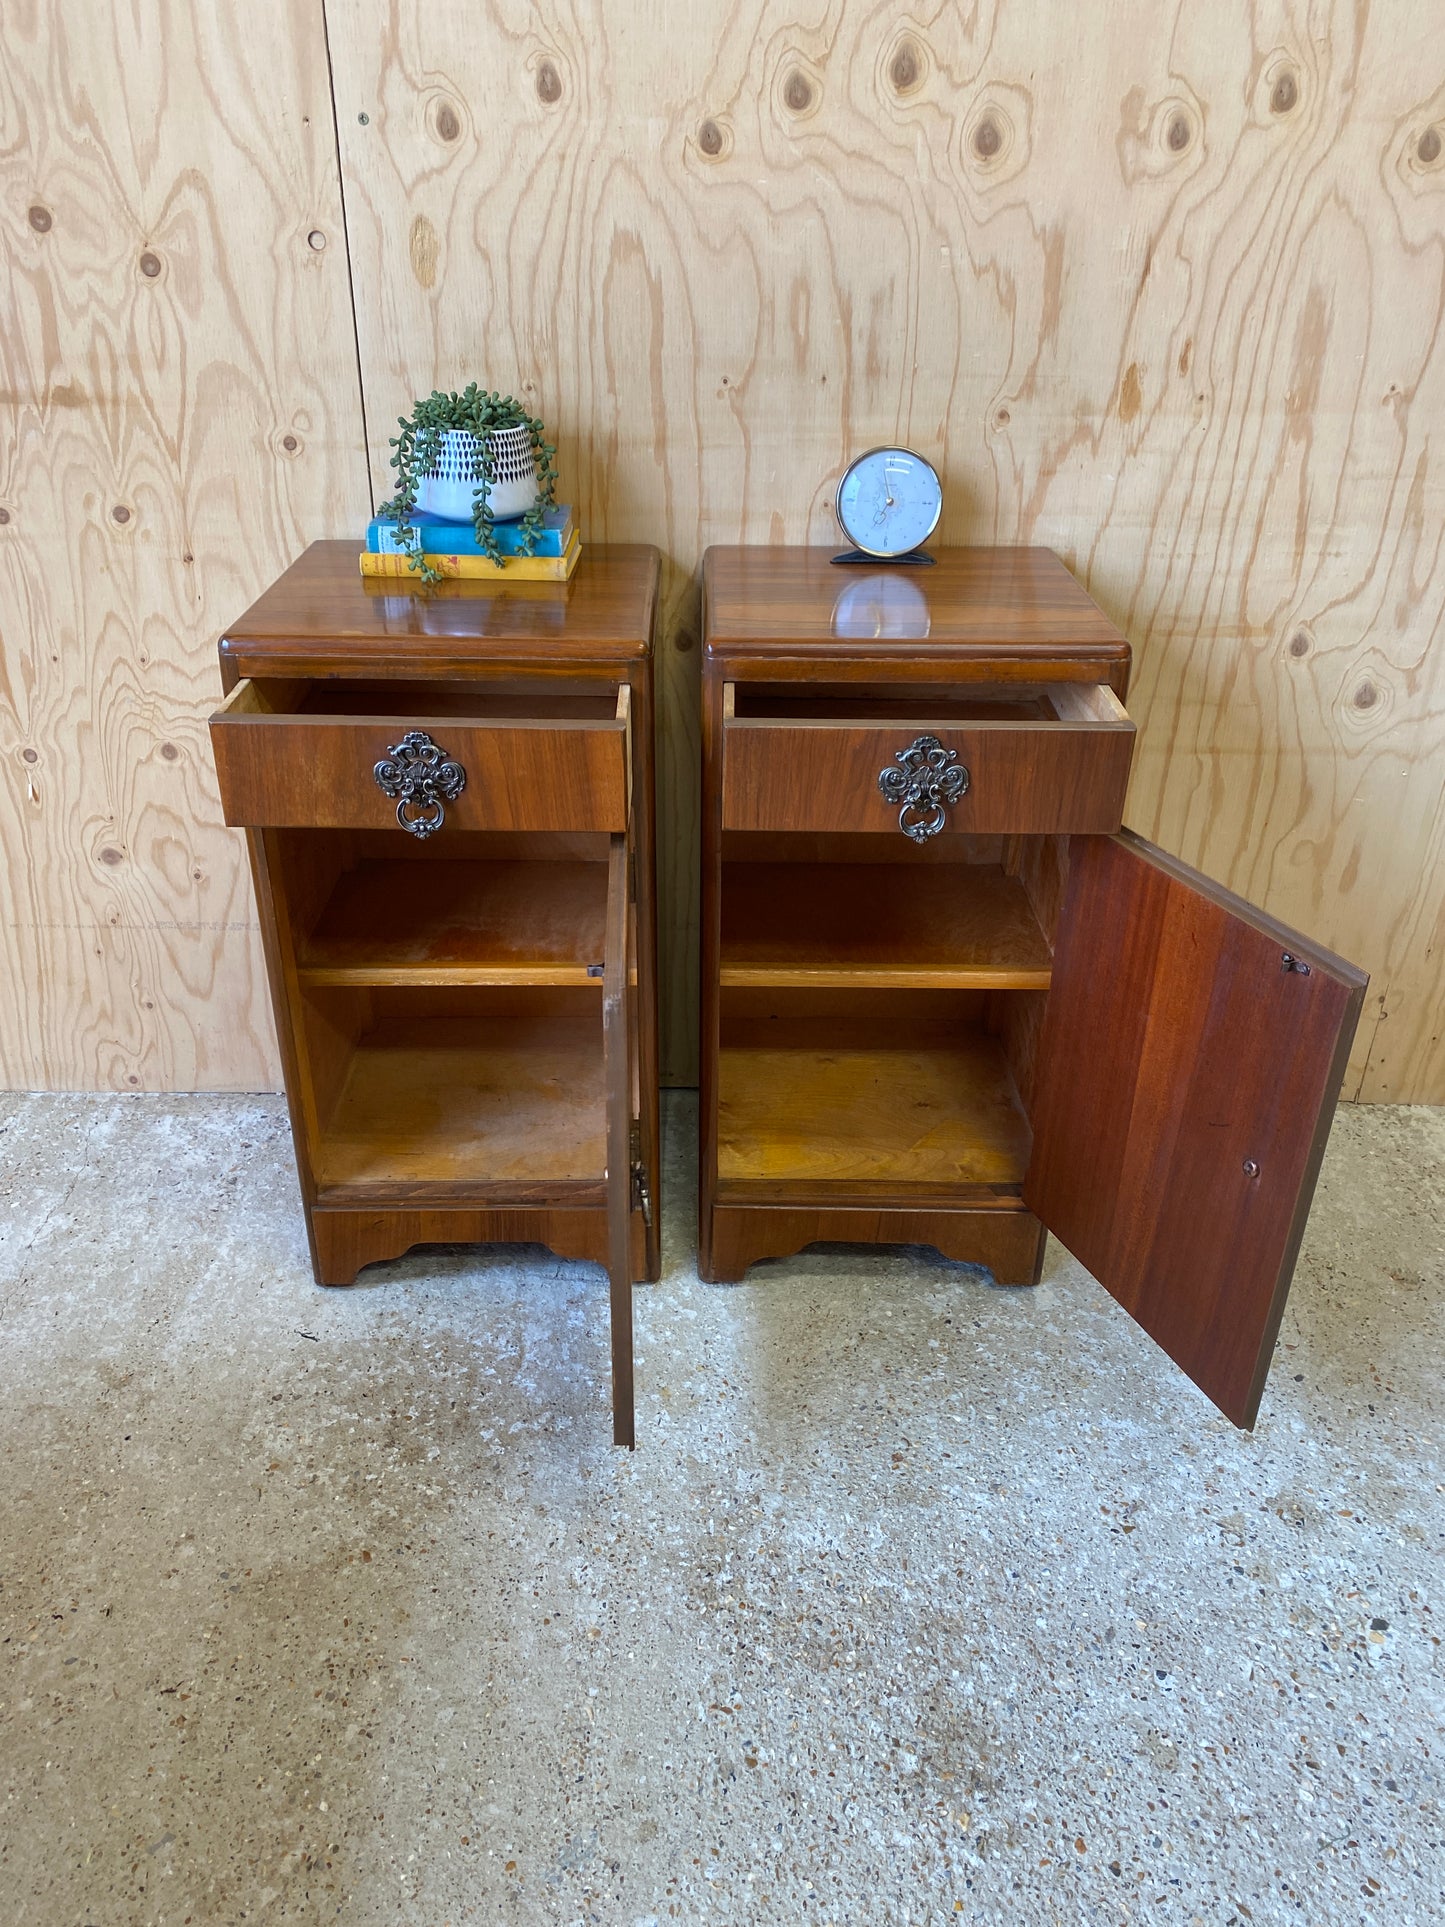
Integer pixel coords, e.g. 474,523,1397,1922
1023,830,1367,1427
602,833,638,1448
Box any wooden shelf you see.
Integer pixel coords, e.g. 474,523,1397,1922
717,1020,1031,1189
314,1013,605,1194
720,862,1052,990
298,859,608,987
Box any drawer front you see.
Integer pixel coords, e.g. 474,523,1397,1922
211,687,629,834
722,686,1133,838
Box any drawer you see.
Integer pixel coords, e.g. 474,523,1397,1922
720,681,1133,838
210,680,630,835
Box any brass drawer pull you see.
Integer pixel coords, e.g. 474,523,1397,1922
878,734,969,843
373,730,467,839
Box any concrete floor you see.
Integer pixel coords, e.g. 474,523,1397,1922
0,1095,1440,1926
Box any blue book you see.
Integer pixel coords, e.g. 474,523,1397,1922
367,504,574,558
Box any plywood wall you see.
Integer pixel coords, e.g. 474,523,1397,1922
326,0,1445,1098
3,1,1443,1098
0,1,371,1089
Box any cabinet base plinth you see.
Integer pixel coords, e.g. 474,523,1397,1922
310,1205,650,1288
702,1204,1045,1287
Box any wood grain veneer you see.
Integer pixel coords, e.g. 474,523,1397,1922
206,543,661,1444
1024,831,1366,1429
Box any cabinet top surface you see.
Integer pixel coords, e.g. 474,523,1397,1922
219,540,660,675
703,546,1130,664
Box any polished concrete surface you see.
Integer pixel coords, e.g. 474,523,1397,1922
0,1093,1440,1925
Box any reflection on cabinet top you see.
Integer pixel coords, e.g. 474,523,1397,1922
218,539,660,684
702,546,1130,678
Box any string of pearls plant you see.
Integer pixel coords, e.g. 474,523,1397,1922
379,385,559,584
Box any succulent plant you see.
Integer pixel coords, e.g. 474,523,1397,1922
378,384,558,583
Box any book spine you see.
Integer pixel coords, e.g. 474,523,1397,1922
367,512,573,557
359,542,580,582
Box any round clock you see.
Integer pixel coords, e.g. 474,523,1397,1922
835,446,943,559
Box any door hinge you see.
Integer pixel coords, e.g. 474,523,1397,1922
630,1121,653,1229
1280,951,1312,976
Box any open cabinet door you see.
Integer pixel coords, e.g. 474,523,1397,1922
1023,830,1367,1428
602,834,637,1448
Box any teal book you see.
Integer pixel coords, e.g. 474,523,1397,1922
367,504,574,557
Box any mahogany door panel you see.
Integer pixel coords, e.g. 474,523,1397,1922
721,682,1134,837
1024,830,1367,1428
210,680,630,834
602,833,637,1447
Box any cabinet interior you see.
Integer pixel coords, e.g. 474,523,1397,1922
714,833,1070,1195
269,829,621,1203
297,983,607,1200
237,676,624,722
726,681,1120,724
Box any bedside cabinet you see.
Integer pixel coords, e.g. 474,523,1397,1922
699,546,1367,1428
209,540,660,1446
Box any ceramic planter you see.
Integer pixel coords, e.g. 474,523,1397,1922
416,424,539,523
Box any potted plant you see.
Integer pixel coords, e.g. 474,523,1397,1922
379,385,559,582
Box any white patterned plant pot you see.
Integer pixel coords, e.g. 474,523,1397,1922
415,424,539,523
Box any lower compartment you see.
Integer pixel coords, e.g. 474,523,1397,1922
716,989,1032,1191
298,986,606,1198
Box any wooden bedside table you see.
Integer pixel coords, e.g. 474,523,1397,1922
209,540,660,1446
700,545,1367,1428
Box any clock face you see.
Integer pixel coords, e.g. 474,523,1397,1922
835,447,942,558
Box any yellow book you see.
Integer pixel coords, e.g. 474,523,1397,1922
359,532,581,582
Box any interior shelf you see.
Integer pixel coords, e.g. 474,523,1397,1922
298,859,608,987
313,1012,606,1198
720,862,1052,990
717,999,1032,1189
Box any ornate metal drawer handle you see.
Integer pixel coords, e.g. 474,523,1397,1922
373,730,466,839
878,734,969,843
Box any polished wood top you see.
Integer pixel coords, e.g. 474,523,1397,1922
219,540,659,681
703,546,1130,666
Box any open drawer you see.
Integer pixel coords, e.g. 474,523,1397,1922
210,679,631,836
720,681,1133,838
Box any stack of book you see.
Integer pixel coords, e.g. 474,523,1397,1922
359,505,580,581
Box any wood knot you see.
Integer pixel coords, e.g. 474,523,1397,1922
1269,68,1298,115
783,69,813,113
1288,630,1310,658
536,60,562,105
1166,114,1191,152
139,250,162,277
100,846,124,866
675,629,696,654
1118,362,1143,423
307,229,327,250
0,506,10,523
973,116,1002,159
111,504,131,524
28,204,52,233
160,741,180,761
1353,680,1378,709
994,406,1011,428
22,746,38,763
408,213,439,289
434,99,461,143
1419,126,1442,165
698,118,723,157
282,434,299,453
889,38,922,94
